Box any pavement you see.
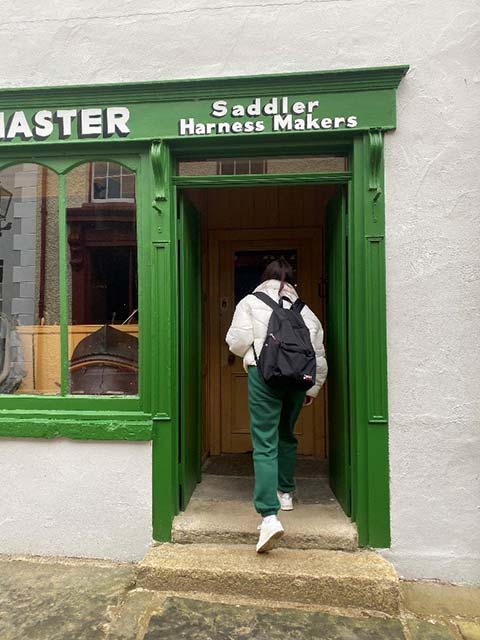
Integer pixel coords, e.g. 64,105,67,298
1,556,479,640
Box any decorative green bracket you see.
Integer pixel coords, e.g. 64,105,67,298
368,129,383,204
151,140,169,219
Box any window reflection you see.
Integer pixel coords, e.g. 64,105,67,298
178,155,347,176
91,162,135,201
0,164,60,394
66,162,138,395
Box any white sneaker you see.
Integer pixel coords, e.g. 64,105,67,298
256,517,284,553
277,491,294,511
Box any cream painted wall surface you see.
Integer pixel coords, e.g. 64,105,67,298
0,440,152,561
1,0,479,582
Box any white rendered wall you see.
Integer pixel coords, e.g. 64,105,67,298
0,439,152,561
1,1,480,582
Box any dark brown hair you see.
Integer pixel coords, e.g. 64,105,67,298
261,257,296,294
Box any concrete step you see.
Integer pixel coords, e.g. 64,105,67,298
137,543,400,615
172,500,357,551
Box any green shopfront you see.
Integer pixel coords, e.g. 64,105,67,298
0,66,407,551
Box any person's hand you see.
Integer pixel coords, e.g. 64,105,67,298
303,396,314,407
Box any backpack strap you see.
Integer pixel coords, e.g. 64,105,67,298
253,291,281,312
279,295,292,308
252,292,280,364
254,291,305,313
292,299,305,313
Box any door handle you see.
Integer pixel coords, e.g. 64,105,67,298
220,297,229,316
227,353,236,366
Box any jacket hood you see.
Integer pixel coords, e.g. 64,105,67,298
253,279,299,302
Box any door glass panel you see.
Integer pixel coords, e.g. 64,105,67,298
234,249,297,304
0,164,60,394
66,161,138,395
178,155,347,176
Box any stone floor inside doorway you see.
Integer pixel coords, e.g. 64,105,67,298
172,454,358,551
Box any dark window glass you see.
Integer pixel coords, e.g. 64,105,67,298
234,249,298,305
178,155,347,176
67,162,138,396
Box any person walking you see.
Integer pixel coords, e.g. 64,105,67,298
226,258,328,553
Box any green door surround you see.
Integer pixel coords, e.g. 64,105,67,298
326,189,351,518
0,65,408,547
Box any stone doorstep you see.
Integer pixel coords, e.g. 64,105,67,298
137,543,400,616
172,500,358,551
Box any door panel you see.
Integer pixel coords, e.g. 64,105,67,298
178,194,202,509
326,188,351,515
217,234,324,455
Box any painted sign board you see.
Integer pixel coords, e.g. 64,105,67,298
0,94,365,143
0,107,131,141
0,71,400,146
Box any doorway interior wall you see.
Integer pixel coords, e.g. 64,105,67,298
185,185,336,461
177,181,353,521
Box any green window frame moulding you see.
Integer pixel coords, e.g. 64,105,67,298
0,65,408,548
0,148,154,440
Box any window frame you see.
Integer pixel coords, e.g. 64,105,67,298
90,161,136,203
0,146,152,439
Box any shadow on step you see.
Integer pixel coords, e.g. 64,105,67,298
203,453,328,479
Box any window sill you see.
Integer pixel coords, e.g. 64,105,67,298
0,410,152,440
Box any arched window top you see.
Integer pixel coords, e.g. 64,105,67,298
0,156,138,175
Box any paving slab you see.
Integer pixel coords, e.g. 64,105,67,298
138,543,400,614
172,497,357,550
458,621,480,640
401,581,480,620
144,596,405,639
0,557,135,640
105,590,158,640
407,619,456,639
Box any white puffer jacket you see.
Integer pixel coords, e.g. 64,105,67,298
225,280,328,397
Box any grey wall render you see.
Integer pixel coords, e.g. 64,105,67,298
1,0,479,581
0,439,152,561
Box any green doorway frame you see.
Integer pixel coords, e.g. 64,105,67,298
153,131,390,548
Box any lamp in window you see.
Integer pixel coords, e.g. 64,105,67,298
0,183,12,237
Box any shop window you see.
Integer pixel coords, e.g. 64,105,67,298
67,162,138,395
0,164,61,395
0,161,138,397
91,162,135,202
177,155,347,176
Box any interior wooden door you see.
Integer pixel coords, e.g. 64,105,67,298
216,230,325,455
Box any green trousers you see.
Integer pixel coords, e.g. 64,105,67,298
248,366,306,517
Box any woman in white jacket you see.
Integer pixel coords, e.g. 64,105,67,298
226,258,327,553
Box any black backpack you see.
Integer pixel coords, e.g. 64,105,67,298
252,292,316,391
